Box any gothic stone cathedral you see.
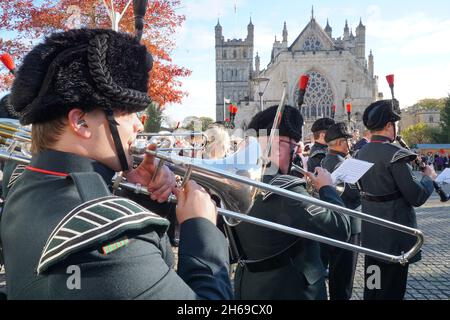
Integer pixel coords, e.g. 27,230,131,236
215,13,380,139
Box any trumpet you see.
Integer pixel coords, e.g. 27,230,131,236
118,137,424,265
291,163,345,196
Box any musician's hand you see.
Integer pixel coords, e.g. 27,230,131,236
173,181,217,225
305,167,334,191
125,144,176,203
423,165,438,180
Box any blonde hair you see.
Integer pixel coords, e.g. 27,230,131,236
203,126,231,159
31,117,67,154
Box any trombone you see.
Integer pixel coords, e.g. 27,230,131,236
0,122,424,265
116,137,424,265
135,132,206,154
0,118,32,164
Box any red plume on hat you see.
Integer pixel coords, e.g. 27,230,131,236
297,74,309,108
299,75,309,91
346,103,352,113
0,53,15,74
331,104,336,119
386,74,396,102
386,74,394,88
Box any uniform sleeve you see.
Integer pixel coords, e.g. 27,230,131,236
390,161,434,207
177,218,233,300
46,219,232,300
286,185,351,242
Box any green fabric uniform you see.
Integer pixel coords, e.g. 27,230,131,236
233,174,350,300
0,150,232,300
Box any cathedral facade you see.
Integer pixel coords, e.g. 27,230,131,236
215,12,380,139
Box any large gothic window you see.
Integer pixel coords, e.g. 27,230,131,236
302,34,322,51
295,71,334,119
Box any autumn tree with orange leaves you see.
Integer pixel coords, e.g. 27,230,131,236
0,0,190,108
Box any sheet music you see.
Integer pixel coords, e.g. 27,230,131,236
436,168,450,184
331,159,374,185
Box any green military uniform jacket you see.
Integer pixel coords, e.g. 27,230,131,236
233,174,350,300
0,150,232,299
356,135,434,264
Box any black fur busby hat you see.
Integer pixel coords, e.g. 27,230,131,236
325,122,353,143
10,29,153,125
0,94,20,119
311,117,335,133
248,105,303,142
363,99,401,131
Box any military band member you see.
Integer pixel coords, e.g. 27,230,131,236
356,99,436,300
291,141,307,178
321,123,361,300
307,118,335,173
352,129,372,155
233,105,350,300
0,29,232,300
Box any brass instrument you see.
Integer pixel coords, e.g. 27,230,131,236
291,163,345,196
116,134,424,265
135,132,206,155
0,118,32,163
1,128,425,264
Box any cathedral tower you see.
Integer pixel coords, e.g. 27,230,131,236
215,20,254,121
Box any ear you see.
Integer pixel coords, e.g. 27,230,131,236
320,132,326,140
67,109,91,139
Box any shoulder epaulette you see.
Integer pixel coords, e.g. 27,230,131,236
37,196,169,274
309,149,327,159
7,164,27,189
391,148,417,164
262,175,306,201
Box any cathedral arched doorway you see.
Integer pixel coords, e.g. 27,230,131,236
294,71,334,120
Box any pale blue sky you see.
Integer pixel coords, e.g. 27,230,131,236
2,0,450,123
164,0,450,122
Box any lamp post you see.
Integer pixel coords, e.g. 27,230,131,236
252,77,270,112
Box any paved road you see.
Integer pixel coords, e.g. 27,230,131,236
350,194,449,300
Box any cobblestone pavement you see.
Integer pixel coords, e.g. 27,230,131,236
1,183,448,300
350,194,450,300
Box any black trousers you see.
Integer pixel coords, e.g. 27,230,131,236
321,233,360,300
363,256,409,300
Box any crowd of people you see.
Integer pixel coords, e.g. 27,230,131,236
0,28,445,301
416,152,449,172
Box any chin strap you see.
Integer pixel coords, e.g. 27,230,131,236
286,146,296,175
104,109,129,172
392,122,398,143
